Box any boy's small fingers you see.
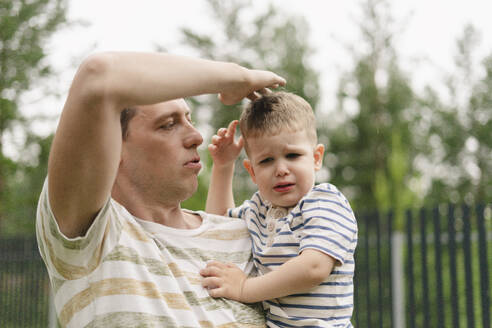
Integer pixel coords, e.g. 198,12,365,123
202,277,220,289
211,135,222,144
237,136,244,148
207,145,217,155
217,128,227,136
228,120,238,131
207,287,224,298
206,260,223,268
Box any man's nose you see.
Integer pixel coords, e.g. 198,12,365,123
184,124,203,148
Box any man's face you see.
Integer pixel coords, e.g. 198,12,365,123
243,129,324,208
119,99,203,204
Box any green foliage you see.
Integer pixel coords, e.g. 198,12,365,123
178,0,320,210
421,25,492,205
0,0,68,236
328,0,417,228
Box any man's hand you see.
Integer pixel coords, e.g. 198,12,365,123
200,261,247,302
208,120,244,168
218,67,285,105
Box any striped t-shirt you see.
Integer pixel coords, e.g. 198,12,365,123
228,183,358,328
36,179,266,328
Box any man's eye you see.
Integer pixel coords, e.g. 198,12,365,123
160,122,175,129
286,153,300,159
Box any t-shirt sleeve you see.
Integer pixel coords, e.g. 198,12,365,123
226,192,262,220
35,178,122,280
296,183,358,266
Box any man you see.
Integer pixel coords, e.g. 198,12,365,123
36,52,285,327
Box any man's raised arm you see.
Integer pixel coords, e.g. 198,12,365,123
48,52,285,238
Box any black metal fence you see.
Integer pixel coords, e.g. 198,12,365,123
354,203,491,328
0,237,52,328
0,203,490,327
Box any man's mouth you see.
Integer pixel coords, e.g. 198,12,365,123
184,157,202,170
273,183,295,192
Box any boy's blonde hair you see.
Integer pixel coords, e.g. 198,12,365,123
239,91,317,153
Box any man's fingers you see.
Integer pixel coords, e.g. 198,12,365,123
247,91,261,101
257,88,272,95
274,74,286,86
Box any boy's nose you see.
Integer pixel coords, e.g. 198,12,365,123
275,162,289,177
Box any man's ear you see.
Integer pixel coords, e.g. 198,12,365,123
243,159,257,184
313,144,325,171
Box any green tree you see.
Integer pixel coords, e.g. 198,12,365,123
0,0,68,235
423,25,492,204
328,0,417,226
177,0,320,210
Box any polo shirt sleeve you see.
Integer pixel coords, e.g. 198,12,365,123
35,178,122,280
226,192,263,220
296,183,358,266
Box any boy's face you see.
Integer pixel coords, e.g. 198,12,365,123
243,129,324,208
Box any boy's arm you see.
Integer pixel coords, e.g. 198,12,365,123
200,249,336,303
205,120,244,215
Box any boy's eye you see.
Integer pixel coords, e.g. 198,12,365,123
259,157,273,164
286,153,300,159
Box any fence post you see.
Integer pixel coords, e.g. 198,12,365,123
391,231,406,328
49,288,56,328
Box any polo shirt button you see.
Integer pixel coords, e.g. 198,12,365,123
268,222,275,231
274,208,287,218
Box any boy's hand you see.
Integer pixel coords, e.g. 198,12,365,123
208,120,244,167
200,260,247,302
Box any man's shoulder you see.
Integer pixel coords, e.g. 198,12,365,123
195,210,246,226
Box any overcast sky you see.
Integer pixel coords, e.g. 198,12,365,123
11,0,492,156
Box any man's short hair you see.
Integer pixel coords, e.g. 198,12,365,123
239,91,317,150
120,107,138,140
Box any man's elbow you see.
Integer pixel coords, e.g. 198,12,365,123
72,52,115,102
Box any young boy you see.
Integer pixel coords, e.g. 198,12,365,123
201,91,358,327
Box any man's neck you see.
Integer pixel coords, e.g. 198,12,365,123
112,186,201,229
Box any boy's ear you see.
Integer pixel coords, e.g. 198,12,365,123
313,144,325,171
243,159,257,184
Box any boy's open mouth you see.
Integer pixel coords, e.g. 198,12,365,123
273,183,294,192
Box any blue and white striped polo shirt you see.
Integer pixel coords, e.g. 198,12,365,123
228,183,358,328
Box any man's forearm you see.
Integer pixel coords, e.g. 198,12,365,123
79,52,248,109
48,51,285,238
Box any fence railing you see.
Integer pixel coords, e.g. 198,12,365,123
0,237,52,328
0,203,490,327
354,203,491,328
